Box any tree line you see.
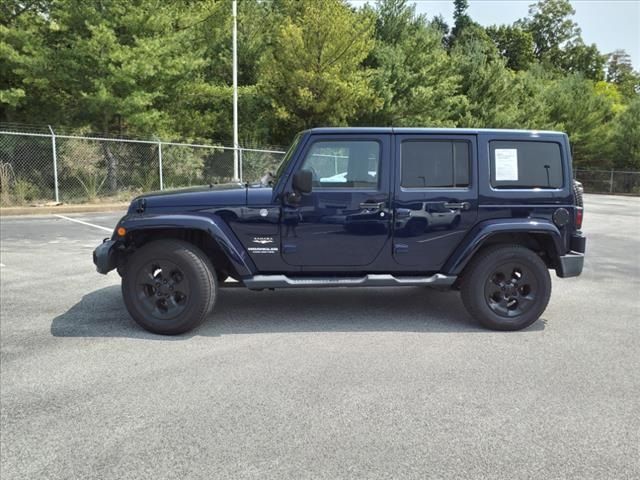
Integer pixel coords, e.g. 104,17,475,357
1,0,639,170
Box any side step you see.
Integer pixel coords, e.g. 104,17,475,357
242,273,456,290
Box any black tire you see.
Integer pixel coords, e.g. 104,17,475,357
122,239,217,335
460,244,551,331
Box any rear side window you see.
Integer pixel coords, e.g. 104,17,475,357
401,140,470,188
490,141,563,189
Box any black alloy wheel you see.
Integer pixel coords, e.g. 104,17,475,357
122,239,217,335
461,244,551,331
483,262,539,317
136,259,191,320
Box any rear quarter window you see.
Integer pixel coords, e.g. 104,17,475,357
490,140,563,189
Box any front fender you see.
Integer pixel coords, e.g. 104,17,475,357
442,218,564,275
117,213,256,278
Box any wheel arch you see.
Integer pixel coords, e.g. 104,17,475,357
443,219,564,276
116,214,256,279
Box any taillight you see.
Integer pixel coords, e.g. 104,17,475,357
576,207,583,230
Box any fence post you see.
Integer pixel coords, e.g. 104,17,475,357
158,141,164,190
610,169,614,194
238,147,243,183
48,125,60,203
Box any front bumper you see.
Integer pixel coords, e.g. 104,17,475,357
93,239,118,274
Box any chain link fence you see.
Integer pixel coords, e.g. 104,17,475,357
574,168,640,195
0,127,286,206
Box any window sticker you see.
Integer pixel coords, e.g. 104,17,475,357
494,149,519,181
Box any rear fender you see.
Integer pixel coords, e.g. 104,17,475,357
117,213,256,278
442,218,564,275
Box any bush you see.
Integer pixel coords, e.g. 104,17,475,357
12,178,41,205
0,161,15,206
59,139,108,201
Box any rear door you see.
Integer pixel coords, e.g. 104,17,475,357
392,134,478,270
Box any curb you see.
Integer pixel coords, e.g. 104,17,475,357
0,203,129,216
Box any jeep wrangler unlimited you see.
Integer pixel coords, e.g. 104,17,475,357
93,128,586,334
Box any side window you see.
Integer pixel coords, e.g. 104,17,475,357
401,140,470,188
301,140,380,188
490,141,563,189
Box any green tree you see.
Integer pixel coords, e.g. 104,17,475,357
356,0,464,127
606,50,640,100
610,97,640,170
1,1,55,121
258,0,377,144
523,0,580,61
560,41,606,81
486,25,535,71
452,28,520,128
544,74,615,167
373,0,417,45
451,0,472,43
520,0,604,80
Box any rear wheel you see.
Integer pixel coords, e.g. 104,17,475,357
461,245,551,331
122,239,217,335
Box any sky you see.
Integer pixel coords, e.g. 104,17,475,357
349,0,640,69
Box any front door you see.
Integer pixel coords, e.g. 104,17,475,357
392,134,478,270
281,134,391,267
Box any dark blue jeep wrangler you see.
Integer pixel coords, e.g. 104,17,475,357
93,128,586,334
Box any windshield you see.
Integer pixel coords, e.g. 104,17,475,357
270,132,303,184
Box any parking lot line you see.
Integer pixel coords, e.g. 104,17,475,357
53,214,113,233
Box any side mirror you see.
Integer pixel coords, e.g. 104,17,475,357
292,169,313,194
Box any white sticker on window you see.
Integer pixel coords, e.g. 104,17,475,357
494,149,519,181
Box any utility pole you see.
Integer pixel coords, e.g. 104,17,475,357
232,0,240,181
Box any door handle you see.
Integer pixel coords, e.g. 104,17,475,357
443,202,470,210
360,201,385,210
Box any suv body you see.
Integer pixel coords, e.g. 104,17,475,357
94,128,586,334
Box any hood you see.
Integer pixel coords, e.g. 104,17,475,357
130,183,247,211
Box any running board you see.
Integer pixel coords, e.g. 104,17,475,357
242,273,456,290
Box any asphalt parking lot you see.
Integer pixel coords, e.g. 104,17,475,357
1,194,638,479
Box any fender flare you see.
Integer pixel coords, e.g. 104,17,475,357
442,218,564,275
117,213,257,278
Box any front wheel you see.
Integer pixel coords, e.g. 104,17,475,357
122,239,217,335
460,245,551,331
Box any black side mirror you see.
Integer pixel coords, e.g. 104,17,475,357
292,169,313,194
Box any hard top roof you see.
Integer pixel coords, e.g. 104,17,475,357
307,127,565,137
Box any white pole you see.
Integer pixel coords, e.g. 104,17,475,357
158,141,164,190
48,125,60,203
232,0,239,182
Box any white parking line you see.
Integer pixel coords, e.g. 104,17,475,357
53,214,113,233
